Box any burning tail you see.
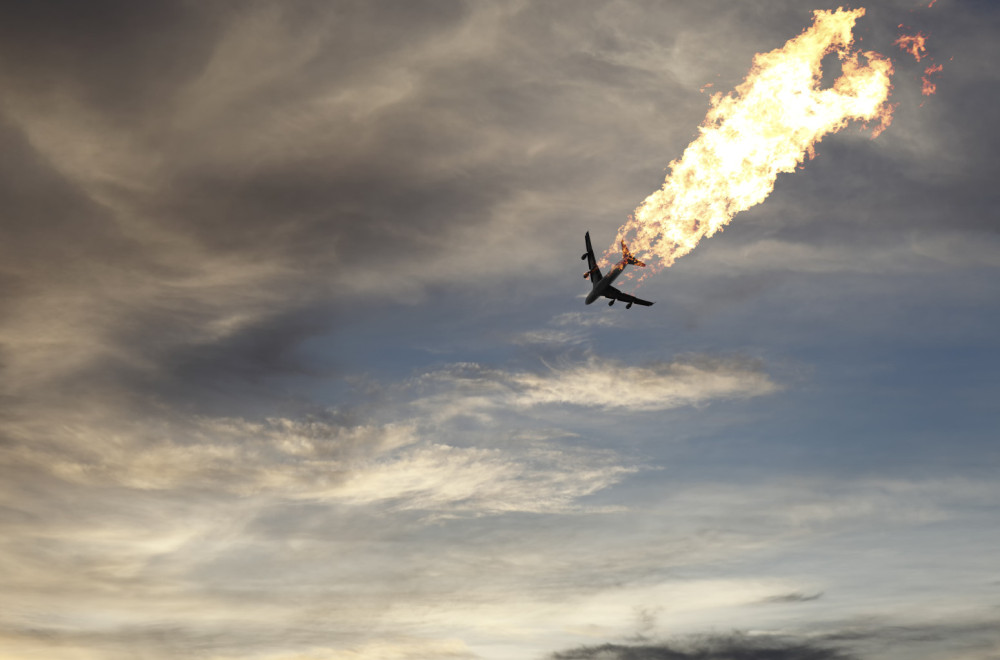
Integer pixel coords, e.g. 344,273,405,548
622,241,645,268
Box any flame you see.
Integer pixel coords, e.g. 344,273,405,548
895,32,928,61
605,8,894,272
922,63,943,95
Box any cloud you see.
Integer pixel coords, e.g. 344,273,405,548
3,411,632,515
550,633,855,660
551,313,622,329
817,615,1000,649
512,328,588,346
761,592,824,604
30,416,415,495
0,624,479,660
511,356,778,410
686,233,1000,276
510,313,622,346
337,441,633,514
222,637,479,660
413,355,778,417
0,346,781,660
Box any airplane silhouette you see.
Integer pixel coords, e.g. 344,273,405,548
581,231,654,309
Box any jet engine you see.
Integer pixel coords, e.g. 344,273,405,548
626,302,633,309
608,299,614,306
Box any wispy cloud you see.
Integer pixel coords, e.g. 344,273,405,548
511,313,622,346
511,328,588,346
551,313,622,329
5,411,632,515
688,233,1000,276
412,355,778,416
512,355,779,410
760,591,824,604
216,637,479,660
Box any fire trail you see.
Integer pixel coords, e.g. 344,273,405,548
604,8,895,276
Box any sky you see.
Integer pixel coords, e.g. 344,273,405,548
1,1,998,659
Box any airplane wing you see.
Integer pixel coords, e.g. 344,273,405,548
584,231,602,281
607,287,654,307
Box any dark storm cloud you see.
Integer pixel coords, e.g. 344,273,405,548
551,634,854,660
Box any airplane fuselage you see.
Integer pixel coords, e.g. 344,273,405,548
581,231,653,309
585,259,627,304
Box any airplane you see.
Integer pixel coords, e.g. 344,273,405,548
581,231,654,309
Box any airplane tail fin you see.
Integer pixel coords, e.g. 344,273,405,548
621,241,645,268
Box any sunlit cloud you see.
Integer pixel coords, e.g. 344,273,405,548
337,442,634,514
511,356,778,410
413,355,778,416
213,638,478,660
5,412,631,516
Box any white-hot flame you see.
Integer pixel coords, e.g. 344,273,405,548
606,8,894,272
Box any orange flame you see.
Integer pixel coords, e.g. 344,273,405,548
895,32,928,61
605,8,894,272
922,63,943,95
